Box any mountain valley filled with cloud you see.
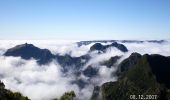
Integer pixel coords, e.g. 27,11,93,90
0,40,170,100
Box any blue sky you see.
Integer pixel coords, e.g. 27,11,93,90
0,0,170,40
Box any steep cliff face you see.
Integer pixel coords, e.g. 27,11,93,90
118,52,142,74
146,54,170,89
91,54,170,100
91,86,102,100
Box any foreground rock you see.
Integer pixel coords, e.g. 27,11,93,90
91,53,170,100
117,52,142,74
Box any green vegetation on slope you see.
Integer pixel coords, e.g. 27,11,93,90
0,81,29,100
91,53,170,100
54,91,76,100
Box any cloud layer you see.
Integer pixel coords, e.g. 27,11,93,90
0,40,170,100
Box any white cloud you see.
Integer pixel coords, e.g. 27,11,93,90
0,40,170,100
83,47,124,70
0,56,80,100
122,41,170,56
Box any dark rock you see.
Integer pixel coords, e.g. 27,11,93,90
91,53,170,100
4,43,54,65
76,41,93,47
101,56,120,68
147,40,166,43
3,43,91,68
146,54,170,88
118,52,142,74
55,54,90,72
90,86,101,100
83,66,98,77
71,79,88,89
77,40,166,47
90,43,104,51
90,42,128,53
120,40,144,43
110,42,128,52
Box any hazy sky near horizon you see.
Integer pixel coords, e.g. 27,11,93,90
0,0,170,40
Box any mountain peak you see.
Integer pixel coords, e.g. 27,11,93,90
91,53,170,100
90,42,128,52
4,43,54,65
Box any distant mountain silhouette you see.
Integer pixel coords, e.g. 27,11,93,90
90,42,128,52
55,54,90,72
4,43,54,65
3,43,91,68
77,40,166,46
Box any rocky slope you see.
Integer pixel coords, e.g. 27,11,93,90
91,53,170,100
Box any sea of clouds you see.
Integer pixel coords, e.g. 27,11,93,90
0,40,170,100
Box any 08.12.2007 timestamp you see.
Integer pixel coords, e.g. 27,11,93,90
130,95,157,99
